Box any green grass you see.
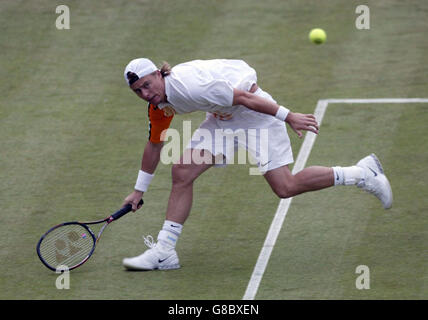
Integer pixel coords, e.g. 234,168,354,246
0,0,427,300
257,103,428,299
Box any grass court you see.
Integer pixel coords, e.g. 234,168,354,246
0,0,427,300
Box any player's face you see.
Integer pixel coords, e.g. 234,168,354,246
130,71,166,105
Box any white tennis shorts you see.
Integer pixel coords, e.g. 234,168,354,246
186,88,294,174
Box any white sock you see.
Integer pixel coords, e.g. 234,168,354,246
332,166,365,186
157,220,183,250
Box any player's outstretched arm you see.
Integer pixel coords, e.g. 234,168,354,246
123,141,164,211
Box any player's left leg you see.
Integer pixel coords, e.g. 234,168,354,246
264,165,334,198
263,153,393,209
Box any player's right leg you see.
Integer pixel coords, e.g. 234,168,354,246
122,148,215,271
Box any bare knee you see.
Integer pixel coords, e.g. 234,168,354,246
271,180,297,199
264,165,306,199
171,163,198,187
273,187,294,199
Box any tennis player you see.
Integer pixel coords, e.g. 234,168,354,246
121,58,393,270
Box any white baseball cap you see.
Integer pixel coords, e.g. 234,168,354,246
124,58,158,85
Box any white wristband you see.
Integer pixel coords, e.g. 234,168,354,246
275,105,289,121
135,170,154,192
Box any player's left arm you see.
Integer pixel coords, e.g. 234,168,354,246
232,88,319,138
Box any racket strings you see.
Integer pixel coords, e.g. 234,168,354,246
38,224,95,270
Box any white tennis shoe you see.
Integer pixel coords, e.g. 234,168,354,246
122,235,180,271
356,153,393,209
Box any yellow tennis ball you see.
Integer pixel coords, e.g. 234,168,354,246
309,28,326,44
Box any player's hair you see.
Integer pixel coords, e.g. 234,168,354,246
160,61,171,77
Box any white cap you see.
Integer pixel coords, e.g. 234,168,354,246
124,58,157,85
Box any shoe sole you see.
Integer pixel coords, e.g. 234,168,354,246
123,261,181,271
378,173,393,209
369,153,393,209
159,264,181,270
358,153,393,209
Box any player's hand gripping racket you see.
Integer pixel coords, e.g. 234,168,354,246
36,199,143,271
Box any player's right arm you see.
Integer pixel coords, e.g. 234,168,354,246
123,103,174,211
123,141,163,211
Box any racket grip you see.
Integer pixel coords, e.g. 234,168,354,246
111,199,144,221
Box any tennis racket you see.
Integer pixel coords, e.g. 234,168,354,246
36,199,143,271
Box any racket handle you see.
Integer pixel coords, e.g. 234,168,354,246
111,199,144,221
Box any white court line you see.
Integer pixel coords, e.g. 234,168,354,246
242,98,428,300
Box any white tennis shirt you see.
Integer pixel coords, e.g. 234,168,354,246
157,59,257,115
